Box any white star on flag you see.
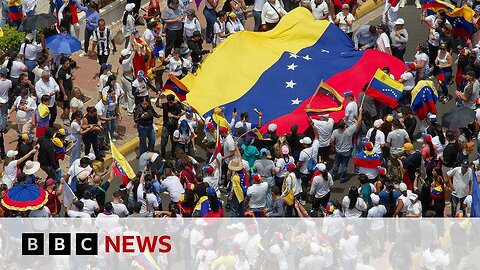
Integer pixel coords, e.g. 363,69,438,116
303,55,312,60
286,80,297,88
287,63,298,71
289,53,299,58
291,98,302,105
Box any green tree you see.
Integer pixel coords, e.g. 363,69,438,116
0,26,25,58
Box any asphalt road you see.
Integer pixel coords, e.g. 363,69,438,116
103,4,460,211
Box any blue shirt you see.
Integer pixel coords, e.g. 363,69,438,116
76,2,99,31
379,190,400,207
151,180,162,204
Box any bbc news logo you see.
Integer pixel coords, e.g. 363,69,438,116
22,233,171,255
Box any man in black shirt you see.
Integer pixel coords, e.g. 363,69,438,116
57,56,74,125
134,97,161,156
37,127,58,181
160,94,184,159
440,130,460,172
399,142,421,188
402,108,417,142
14,74,34,99
186,31,210,73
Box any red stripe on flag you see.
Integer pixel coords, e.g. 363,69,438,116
366,86,400,108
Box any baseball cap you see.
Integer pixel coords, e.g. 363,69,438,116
185,106,193,115
462,159,470,167
192,30,201,37
186,8,195,15
344,90,353,97
401,142,414,151
364,142,374,151
370,193,380,204
285,162,296,171
206,187,216,196
476,5,480,12
424,134,432,143
202,165,214,174
316,163,326,172
100,63,111,70
121,49,131,57
6,150,18,158
219,126,228,134
268,123,277,132
125,3,135,12
394,18,405,25
342,3,349,8
260,148,269,157
408,63,416,70
377,166,387,175
373,119,384,128
399,182,408,192
299,137,312,145
0,67,7,75
386,115,394,122
409,193,418,201
252,174,261,182
45,178,55,186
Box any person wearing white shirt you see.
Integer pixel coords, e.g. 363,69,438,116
112,191,129,217
365,119,385,156
184,9,202,38
0,68,11,133
11,90,36,134
95,202,120,232
309,163,333,214
67,197,93,219
281,166,298,217
311,114,334,163
35,70,59,126
81,192,99,216
310,0,328,20
213,12,230,47
342,187,367,217
335,4,355,38
246,175,269,210
338,227,359,270
261,0,287,31
160,168,185,202
29,205,50,217
447,161,472,217
399,63,416,95
253,0,267,31
420,241,450,270
344,91,358,127
226,13,245,33
142,23,156,51
376,24,392,55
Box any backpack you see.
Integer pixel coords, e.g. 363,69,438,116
303,150,317,172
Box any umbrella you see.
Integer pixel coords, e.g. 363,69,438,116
1,184,48,211
46,34,81,55
23,13,58,30
441,107,476,130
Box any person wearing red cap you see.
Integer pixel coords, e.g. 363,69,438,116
245,174,268,211
343,91,357,127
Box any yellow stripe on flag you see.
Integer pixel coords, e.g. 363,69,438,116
110,141,136,180
373,69,404,92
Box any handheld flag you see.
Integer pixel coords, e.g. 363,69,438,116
208,125,222,164
422,0,454,11
388,0,399,7
246,128,272,141
111,141,136,185
162,74,189,101
472,171,480,217
211,109,231,131
366,69,404,108
411,80,439,120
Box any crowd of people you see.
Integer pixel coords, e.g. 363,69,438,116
0,0,479,223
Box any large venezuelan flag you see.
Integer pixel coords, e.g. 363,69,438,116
424,0,474,38
183,8,406,134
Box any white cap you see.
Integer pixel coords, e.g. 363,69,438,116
6,150,18,158
299,137,312,145
399,182,408,192
373,119,384,128
316,163,326,172
409,193,418,201
125,3,135,12
370,193,380,204
121,49,131,57
394,18,405,25
268,123,277,132
476,109,480,120
87,153,96,160
320,113,329,119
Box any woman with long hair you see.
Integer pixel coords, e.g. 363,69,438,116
309,163,333,216
213,11,230,48
458,127,474,162
273,135,289,159
366,119,385,160
173,119,195,156
274,145,295,188
194,187,224,217
430,167,445,217
435,43,453,103
122,3,136,48
81,106,102,162
178,183,196,217
342,186,367,217
414,42,430,83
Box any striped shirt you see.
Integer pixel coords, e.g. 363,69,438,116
92,27,113,56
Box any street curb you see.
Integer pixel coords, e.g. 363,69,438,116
356,0,385,19
92,124,163,171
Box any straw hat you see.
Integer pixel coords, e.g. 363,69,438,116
228,158,243,171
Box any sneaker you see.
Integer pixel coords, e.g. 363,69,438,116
79,52,87,57
416,138,424,143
